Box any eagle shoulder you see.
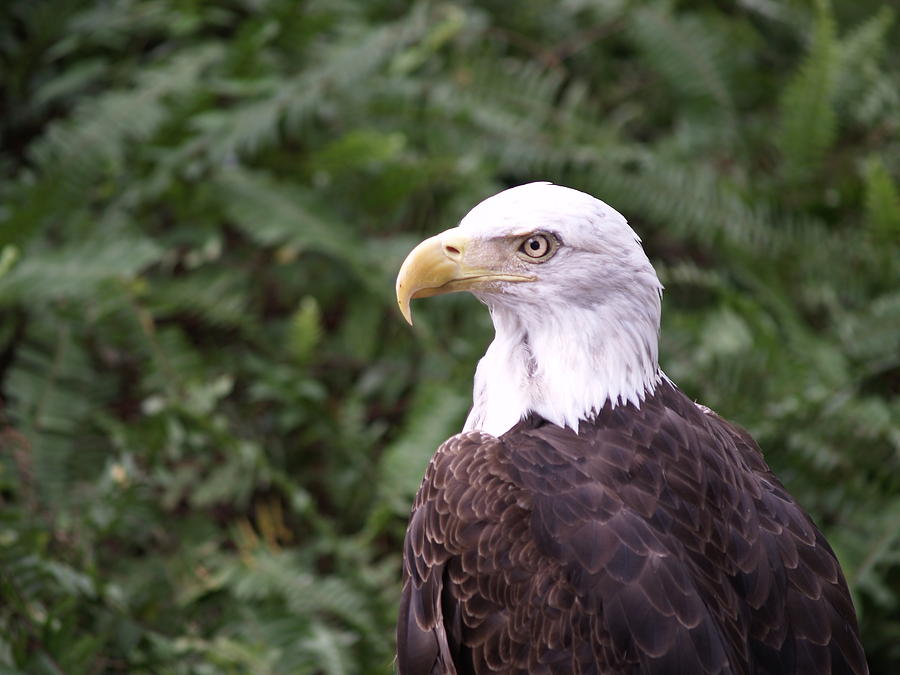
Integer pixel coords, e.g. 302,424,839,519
695,404,868,674
397,430,522,675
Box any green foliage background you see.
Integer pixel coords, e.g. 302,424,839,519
0,0,898,672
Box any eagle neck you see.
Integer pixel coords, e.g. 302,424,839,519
464,297,662,436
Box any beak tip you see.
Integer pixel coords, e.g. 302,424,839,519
397,282,413,325
400,305,414,326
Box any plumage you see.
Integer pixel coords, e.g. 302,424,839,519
394,183,867,674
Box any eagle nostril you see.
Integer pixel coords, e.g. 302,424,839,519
444,244,461,258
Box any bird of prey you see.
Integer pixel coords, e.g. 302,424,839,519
394,183,867,674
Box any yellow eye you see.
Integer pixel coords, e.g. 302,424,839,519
518,233,556,261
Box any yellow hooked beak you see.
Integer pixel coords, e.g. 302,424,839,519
395,227,536,325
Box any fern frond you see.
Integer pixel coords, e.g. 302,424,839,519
627,8,735,119
4,320,103,509
833,6,894,117
301,622,356,675
1,44,223,245
211,167,391,301
836,499,900,610
0,231,161,306
189,7,437,164
863,157,900,243
778,0,838,181
425,53,619,178
148,267,253,332
376,380,469,515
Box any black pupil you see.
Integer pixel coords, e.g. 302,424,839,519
530,240,540,250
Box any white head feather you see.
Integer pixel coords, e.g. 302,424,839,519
459,182,665,436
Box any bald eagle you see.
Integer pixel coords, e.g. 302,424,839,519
394,183,867,674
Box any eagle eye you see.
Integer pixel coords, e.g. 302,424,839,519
518,233,557,262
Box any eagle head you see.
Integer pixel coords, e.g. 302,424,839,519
396,182,664,435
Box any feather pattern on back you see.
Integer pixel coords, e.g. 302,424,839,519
397,381,868,675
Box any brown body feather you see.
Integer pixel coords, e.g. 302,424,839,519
396,381,867,674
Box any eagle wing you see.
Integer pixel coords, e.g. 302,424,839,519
396,387,867,674
700,406,868,674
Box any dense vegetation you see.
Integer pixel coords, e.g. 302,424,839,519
0,0,898,672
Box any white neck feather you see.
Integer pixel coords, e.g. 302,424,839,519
463,295,663,437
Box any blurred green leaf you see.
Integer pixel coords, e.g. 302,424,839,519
0,0,898,671
778,0,838,182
